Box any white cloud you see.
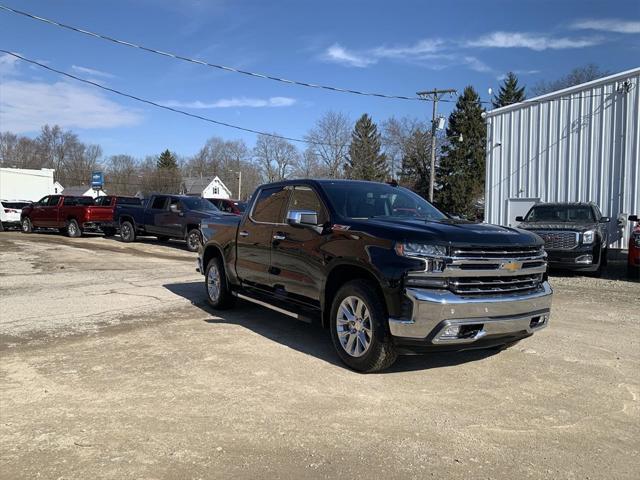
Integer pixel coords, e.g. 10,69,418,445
0,79,142,134
71,65,116,78
372,39,444,59
570,19,640,34
161,96,297,108
323,44,376,68
0,53,20,75
462,56,492,73
467,31,602,50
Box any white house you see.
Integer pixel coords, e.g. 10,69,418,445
53,181,64,194
181,176,231,199
62,185,107,198
0,167,58,201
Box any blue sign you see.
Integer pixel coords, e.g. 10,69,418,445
91,171,104,189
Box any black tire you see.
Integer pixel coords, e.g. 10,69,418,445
329,279,397,373
204,256,234,309
120,221,136,243
66,219,82,238
186,228,202,252
21,217,33,233
0,222,4,232
628,264,640,280
102,227,116,237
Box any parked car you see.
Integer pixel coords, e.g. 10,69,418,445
197,179,552,372
115,194,220,252
207,198,247,215
91,195,142,236
1,200,31,231
516,202,609,275
20,195,115,237
628,215,639,277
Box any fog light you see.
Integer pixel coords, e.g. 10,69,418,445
440,324,461,339
575,255,593,264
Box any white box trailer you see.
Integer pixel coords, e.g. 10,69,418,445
0,168,58,202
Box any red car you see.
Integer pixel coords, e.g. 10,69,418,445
207,198,247,215
21,195,119,237
629,215,639,277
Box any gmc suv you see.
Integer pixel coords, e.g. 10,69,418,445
198,180,553,372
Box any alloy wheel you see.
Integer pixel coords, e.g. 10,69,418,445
336,295,373,357
207,264,221,302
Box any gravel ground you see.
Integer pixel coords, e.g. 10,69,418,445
0,232,638,479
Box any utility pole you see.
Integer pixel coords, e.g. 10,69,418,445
416,88,456,202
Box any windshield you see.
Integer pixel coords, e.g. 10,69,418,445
182,196,219,212
322,182,446,221
525,205,594,222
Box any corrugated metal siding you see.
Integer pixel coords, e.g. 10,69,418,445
485,68,640,249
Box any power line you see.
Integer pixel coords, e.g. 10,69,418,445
0,3,424,102
0,50,334,147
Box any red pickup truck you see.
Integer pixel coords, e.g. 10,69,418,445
92,195,142,236
20,195,134,237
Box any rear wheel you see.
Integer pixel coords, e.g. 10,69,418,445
66,219,82,238
186,228,202,252
330,279,397,373
205,256,234,309
21,217,33,233
120,221,136,243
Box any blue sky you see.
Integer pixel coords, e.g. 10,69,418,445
1,0,639,158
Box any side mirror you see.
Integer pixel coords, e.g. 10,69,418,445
286,210,318,228
629,215,639,222
599,217,610,223
515,216,524,222
170,204,180,213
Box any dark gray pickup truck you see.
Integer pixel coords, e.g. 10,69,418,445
116,194,220,251
198,179,553,372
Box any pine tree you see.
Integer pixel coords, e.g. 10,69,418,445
345,114,388,181
157,149,178,170
436,86,486,218
399,129,432,199
492,72,526,108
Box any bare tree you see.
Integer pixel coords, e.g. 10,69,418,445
304,111,351,178
253,134,299,183
382,116,426,179
531,64,611,96
60,143,102,187
105,154,139,195
292,148,324,179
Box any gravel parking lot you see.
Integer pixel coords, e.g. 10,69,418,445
1,232,639,479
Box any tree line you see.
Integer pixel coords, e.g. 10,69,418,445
0,65,606,218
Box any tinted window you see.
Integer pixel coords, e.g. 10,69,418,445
151,196,168,209
36,196,49,206
525,205,595,222
252,187,289,223
322,182,445,221
287,186,328,224
117,197,141,206
63,197,76,206
47,196,61,206
75,197,94,206
181,197,218,212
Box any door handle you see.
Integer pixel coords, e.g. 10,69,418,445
239,230,249,237
273,233,286,241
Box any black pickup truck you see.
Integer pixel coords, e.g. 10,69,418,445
516,202,610,274
198,179,552,372
116,194,220,251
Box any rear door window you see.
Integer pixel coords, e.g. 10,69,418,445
47,196,61,206
151,196,168,210
251,187,289,224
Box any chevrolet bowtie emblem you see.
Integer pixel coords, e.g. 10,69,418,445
501,261,523,272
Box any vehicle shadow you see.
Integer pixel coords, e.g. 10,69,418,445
549,259,638,282
101,234,193,253
163,280,498,373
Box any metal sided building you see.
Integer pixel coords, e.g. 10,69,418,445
484,67,640,250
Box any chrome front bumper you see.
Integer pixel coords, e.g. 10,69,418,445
389,281,552,344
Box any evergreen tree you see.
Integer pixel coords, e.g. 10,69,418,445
492,72,526,108
436,86,486,218
157,149,178,170
345,114,388,181
399,129,432,199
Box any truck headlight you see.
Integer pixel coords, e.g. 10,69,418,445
582,230,595,244
395,243,447,273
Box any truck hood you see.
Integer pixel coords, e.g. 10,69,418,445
517,221,596,233
353,217,542,247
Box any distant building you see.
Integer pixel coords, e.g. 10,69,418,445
53,181,64,194
484,67,639,249
181,176,231,199
0,167,57,201
62,185,107,198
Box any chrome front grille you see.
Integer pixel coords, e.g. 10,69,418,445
450,273,543,295
534,231,578,250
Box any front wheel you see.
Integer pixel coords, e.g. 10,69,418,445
66,219,82,238
330,280,397,373
205,256,234,309
120,221,136,243
186,228,202,252
21,217,33,233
